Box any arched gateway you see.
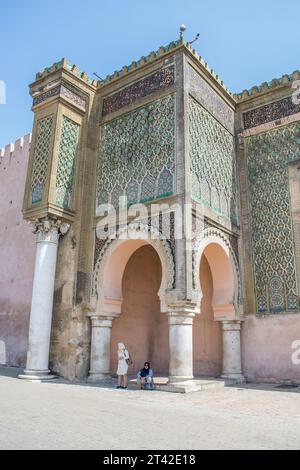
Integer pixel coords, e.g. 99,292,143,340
88,224,244,384
193,228,244,382
88,223,176,382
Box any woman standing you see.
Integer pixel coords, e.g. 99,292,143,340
116,342,130,389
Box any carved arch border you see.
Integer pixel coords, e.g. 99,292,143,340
193,227,242,313
92,223,176,314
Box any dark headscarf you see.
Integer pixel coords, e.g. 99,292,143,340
140,362,150,377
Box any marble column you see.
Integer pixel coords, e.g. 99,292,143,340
19,219,69,381
168,311,195,382
221,320,244,383
88,315,114,382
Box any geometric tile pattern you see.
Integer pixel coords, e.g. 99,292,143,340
96,94,175,210
189,66,234,133
55,116,80,209
246,123,300,313
189,97,237,223
31,115,54,204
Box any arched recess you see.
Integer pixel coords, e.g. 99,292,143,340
193,228,242,320
92,223,175,316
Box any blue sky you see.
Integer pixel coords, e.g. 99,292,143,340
0,0,299,148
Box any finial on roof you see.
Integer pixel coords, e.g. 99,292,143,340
179,24,186,39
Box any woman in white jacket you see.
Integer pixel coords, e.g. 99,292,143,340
116,342,130,389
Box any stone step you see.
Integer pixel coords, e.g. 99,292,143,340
129,377,225,393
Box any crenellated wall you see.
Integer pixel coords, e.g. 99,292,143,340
0,134,35,366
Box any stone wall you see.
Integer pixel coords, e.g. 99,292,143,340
0,135,35,366
242,314,300,384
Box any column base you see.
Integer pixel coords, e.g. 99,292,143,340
221,373,245,384
87,372,112,384
18,369,56,381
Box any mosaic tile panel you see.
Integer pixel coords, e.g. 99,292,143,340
96,94,175,209
243,96,300,129
102,65,175,116
189,66,234,133
189,97,237,223
246,123,300,313
55,116,80,209
31,115,54,204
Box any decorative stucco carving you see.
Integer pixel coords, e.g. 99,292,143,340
192,227,242,307
92,223,175,300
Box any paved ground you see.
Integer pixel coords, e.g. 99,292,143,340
0,367,300,450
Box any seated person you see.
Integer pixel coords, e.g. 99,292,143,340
137,362,154,390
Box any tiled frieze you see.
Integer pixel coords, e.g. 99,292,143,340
102,65,175,116
96,94,175,210
33,82,87,111
55,116,80,209
30,115,54,204
189,96,237,223
246,122,300,313
243,96,300,130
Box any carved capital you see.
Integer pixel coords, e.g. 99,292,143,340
32,218,70,243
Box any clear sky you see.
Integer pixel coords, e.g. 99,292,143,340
0,0,299,148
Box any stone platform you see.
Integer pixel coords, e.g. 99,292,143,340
129,376,225,393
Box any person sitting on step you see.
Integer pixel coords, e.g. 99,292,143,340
137,362,154,390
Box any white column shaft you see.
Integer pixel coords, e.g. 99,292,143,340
168,313,194,382
19,219,69,381
88,317,113,382
221,320,244,382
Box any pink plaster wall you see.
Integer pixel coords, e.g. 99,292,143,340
242,314,300,384
193,254,222,377
110,245,169,377
0,135,35,367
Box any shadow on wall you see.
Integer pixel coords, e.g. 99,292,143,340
193,254,222,377
110,245,169,376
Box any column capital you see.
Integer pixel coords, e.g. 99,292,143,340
89,315,114,328
87,311,119,320
167,312,195,326
221,320,242,332
31,217,70,243
167,300,199,316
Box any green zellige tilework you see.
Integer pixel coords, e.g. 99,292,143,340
96,94,175,209
246,123,300,314
189,96,237,223
55,116,80,209
31,115,54,204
